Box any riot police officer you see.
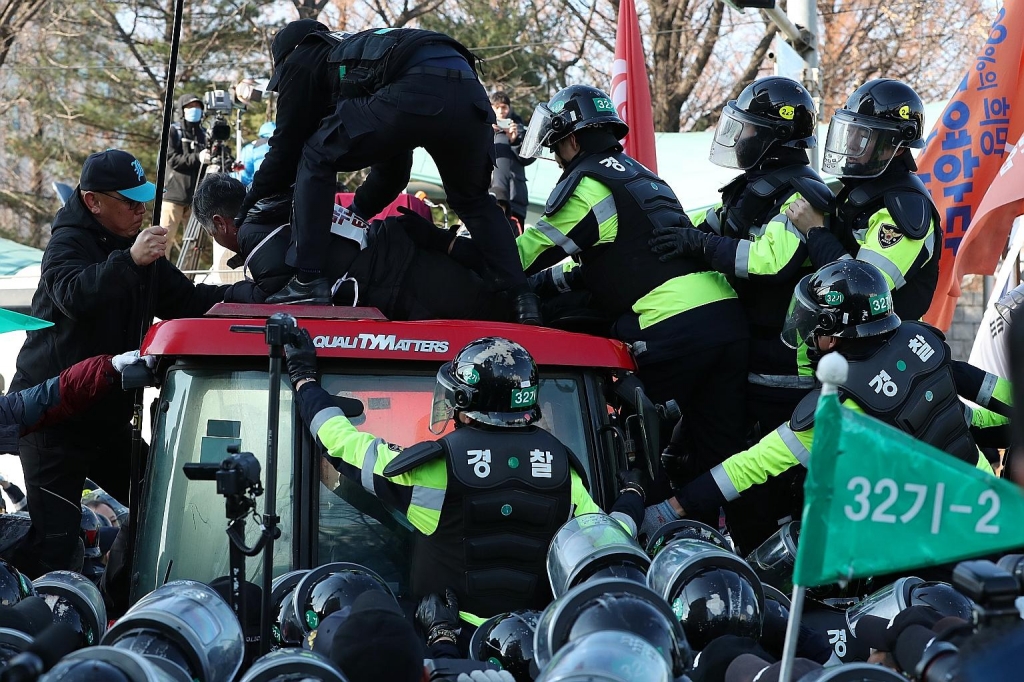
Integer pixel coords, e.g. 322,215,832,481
501,85,748,474
786,79,939,321
284,333,646,626
245,20,538,324
649,77,835,435
641,260,1010,554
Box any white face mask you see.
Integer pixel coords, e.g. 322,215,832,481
184,107,203,123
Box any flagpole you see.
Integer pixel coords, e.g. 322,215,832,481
779,352,849,682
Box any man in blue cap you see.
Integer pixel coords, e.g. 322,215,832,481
9,148,231,577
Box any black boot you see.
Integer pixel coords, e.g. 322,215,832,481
513,291,542,325
266,275,333,305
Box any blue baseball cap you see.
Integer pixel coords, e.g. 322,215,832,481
80,149,157,203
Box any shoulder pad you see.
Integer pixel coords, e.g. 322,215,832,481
382,440,444,478
544,171,585,216
789,174,835,213
883,190,935,240
789,389,822,431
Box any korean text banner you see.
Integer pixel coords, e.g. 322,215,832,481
793,392,1024,588
611,0,658,173
919,4,1024,330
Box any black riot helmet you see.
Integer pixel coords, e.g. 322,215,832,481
745,520,800,594
534,579,691,677
546,514,651,599
781,260,901,352
823,79,926,178
289,563,394,635
469,610,541,682
0,559,34,606
80,506,101,561
431,337,542,434
239,650,350,682
710,76,817,170
34,571,107,647
534,630,673,682
271,570,309,649
846,577,976,638
647,539,765,651
38,647,181,682
520,85,629,159
645,519,732,558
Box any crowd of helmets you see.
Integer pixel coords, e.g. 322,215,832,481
0,512,1017,681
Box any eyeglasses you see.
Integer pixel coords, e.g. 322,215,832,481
98,192,143,211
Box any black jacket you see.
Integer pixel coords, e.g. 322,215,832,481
490,111,534,220
164,95,208,205
240,40,336,218
10,191,227,440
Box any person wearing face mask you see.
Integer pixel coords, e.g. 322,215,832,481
639,259,1009,553
162,93,210,258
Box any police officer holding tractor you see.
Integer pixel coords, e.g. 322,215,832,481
506,85,750,476
641,260,1010,554
284,331,646,628
649,76,835,435
239,20,538,323
786,79,940,321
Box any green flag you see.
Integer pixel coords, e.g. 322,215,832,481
0,308,52,335
793,391,1024,587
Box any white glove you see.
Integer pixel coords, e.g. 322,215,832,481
198,149,212,166
0,473,8,484
457,672,515,682
111,350,157,373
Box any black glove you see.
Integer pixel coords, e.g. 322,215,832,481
396,206,457,252
416,588,461,644
649,226,710,262
618,468,651,503
284,327,318,386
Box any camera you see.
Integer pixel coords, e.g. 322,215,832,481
183,447,262,498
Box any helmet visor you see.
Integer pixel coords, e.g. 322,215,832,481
429,363,464,435
520,104,556,159
709,105,782,170
781,277,821,350
822,111,906,178
996,283,1024,324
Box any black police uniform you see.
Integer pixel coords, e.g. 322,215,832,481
277,28,525,293
295,383,636,622
514,146,750,472
807,153,940,321
675,321,1004,553
695,152,834,434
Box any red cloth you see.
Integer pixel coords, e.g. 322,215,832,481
610,0,658,173
919,4,1024,329
32,355,117,434
334,193,432,222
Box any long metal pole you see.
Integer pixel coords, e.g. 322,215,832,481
778,584,807,682
126,0,186,592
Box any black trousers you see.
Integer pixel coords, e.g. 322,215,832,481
639,339,750,473
16,428,134,578
293,70,526,292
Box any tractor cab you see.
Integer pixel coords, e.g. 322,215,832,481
132,304,662,602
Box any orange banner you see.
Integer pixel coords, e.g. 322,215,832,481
918,5,1024,329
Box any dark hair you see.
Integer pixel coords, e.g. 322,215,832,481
490,91,511,107
192,173,246,234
